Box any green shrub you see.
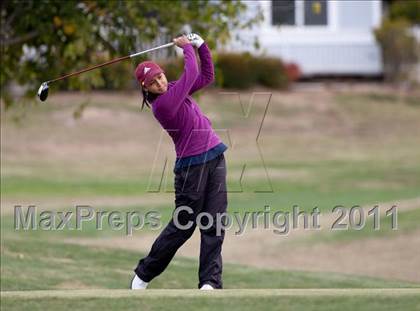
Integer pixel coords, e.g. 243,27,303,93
251,56,289,88
389,0,420,24
102,61,134,90
148,52,290,90
161,58,184,82
216,53,289,89
374,18,418,82
216,52,255,89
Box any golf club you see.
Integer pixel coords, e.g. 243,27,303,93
37,42,175,101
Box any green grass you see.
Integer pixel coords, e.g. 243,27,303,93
2,90,420,310
2,238,418,292
2,194,419,241
336,92,420,107
0,176,152,198
290,207,420,247
3,166,420,208
2,289,420,311
3,153,420,212
1,204,169,238
321,207,420,240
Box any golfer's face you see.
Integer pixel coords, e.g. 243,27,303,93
147,73,168,94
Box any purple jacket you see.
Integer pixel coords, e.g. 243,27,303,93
151,43,222,158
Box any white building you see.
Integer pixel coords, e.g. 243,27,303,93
228,0,383,77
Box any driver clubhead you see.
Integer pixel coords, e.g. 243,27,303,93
37,82,49,102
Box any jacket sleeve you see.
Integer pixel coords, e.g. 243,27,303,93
153,44,199,119
188,43,215,95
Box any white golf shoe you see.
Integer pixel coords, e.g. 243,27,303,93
200,284,214,290
130,274,149,290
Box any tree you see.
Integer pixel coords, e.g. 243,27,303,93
0,0,263,106
389,0,420,25
374,0,419,83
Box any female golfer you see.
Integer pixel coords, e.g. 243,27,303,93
131,34,228,290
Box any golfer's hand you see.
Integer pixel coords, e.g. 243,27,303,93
187,33,204,48
173,35,190,48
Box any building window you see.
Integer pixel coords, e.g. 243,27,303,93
272,0,328,26
272,0,295,25
304,0,328,25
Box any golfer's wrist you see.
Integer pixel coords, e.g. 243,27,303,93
198,42,207,50
182,43,194,50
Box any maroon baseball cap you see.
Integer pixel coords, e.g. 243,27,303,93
135,61,164,87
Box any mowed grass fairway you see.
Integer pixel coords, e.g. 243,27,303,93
2,289,420,311
1,84,420,309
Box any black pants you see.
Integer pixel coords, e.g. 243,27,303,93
135,153,227,289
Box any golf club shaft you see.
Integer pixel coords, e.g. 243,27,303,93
129,42,174,58
47,42,175,84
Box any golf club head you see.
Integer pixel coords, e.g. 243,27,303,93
37,82,49,101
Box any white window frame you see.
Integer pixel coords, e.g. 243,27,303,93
271,0,336,31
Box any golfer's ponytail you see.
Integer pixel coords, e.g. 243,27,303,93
140,87,159,111
141,88,151,110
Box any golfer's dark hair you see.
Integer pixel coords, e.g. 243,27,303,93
141,87,151,110
141,87,159,111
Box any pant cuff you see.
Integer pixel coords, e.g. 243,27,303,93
134,267,153,283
